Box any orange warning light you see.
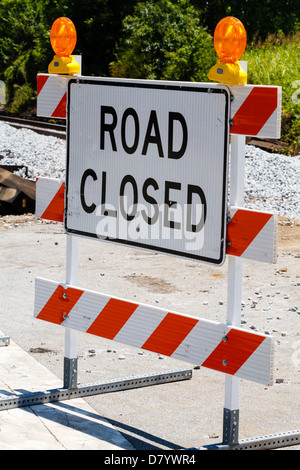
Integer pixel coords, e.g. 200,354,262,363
214,16,246,63
50,17,77,57
48,17,79,75
209,17,247,85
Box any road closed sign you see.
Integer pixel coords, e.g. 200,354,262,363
65,78,230,265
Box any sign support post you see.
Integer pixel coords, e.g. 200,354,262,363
223,134,245,444
64,234,79,389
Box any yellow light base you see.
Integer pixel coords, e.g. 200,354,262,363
209,61,247,85
48,55,80,75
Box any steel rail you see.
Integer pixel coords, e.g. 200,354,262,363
0,113,66,139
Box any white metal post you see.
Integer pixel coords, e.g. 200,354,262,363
64,233,79,388
223,133,245,444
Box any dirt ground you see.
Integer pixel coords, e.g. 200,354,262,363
1,213,299,252
0,212,299,450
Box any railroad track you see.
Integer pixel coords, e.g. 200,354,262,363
0,112,66,139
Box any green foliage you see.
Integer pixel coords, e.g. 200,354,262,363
8,83,35,113
110,0,216,82
52,0,138,77
0,0,138,110
243,35,300,155
192,0,299,42
0,0,52,110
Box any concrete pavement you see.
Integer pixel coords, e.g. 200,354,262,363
0,330,134,450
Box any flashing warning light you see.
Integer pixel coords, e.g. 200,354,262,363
50,17,77,57
209,17,247,85
48,17,80,75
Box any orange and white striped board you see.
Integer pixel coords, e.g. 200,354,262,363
34,277,274,385
37,74,70,119
35,178,277,264
36,74,281,139
35,177,65,222
229,84,281,138
37,57,81,118
226,206,278,264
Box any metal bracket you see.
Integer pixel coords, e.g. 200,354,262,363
0,335,10,347
0,368,192,411
63,357,78,389
223,408,239,445
192,429,300,450
188,407,300,450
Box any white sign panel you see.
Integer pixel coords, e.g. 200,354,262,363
66,78,229,265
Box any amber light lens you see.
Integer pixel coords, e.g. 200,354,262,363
50,17,77,57
214,17,247,63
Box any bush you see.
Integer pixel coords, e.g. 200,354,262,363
110,0,216,82
0,0,139,110
193,0,299,43
8,84,35,113
0,0,51,110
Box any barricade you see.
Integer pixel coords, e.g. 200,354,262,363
32,76,299,448
1,16,299,450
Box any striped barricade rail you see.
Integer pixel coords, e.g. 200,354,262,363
226,206,277,264
35,177,278,264
37,74,70,119
36,74,281,139
34,277,274,386
36,177,65,223
229,84,281,138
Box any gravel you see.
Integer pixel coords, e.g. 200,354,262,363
244,145,300,219
0,123,66,181
0,121,299,219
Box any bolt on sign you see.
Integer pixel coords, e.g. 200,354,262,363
65,78,230,265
